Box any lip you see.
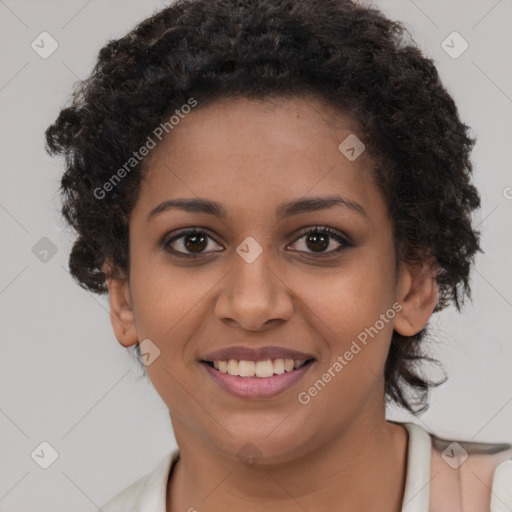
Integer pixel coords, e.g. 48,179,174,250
201,359,315,399
200,345,316,362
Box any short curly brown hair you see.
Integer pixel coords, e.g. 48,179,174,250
45,0,481,414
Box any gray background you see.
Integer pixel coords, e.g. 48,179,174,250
0,0,511,510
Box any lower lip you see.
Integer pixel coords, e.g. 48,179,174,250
201,361,314,399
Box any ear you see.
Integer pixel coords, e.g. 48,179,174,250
103,260,138,348
393,259,439,337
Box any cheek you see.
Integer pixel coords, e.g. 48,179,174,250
295,274,396,425
292,255,397,400
130,254,209,333
127,262,216,397
128,263,209,406
297,259,396,338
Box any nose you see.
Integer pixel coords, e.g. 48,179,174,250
214,250,294,332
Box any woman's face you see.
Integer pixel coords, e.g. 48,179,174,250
108,95,432,463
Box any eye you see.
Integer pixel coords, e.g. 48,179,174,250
162,228,223,257
287,226,352,258
162,226,353,259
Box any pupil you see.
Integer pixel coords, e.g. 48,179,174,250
307,232,328,252
185,233,207,252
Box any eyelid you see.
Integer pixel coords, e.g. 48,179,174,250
291,225,353,245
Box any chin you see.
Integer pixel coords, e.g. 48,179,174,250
209,425,315,467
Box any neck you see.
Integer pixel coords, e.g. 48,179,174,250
167,408,408,512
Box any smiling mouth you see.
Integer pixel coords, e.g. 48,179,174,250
201,358,315,378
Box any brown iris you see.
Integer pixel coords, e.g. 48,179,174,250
305,232,329,252
184,232,208,253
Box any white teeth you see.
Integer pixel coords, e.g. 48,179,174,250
273,358,285,374
238,360,255,377
255,360,274,378
210,358,310,377
227,359,239,376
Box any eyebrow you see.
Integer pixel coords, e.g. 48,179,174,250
146,195,368,222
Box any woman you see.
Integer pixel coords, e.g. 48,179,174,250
45,0,512,510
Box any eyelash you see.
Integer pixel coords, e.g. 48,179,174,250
161,226,353,259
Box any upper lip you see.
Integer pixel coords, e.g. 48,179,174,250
200,346,316,362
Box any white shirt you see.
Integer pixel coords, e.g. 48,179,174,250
100,422,512,511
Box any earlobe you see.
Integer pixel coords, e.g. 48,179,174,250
393,260,439,337
103,260,138,348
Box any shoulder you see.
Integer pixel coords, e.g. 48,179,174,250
100,450,179,512
429,432,512,512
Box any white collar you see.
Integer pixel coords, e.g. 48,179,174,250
400,422,432,511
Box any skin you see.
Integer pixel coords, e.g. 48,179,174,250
105,95,439,511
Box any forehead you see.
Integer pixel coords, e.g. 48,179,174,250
133,96,383,223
